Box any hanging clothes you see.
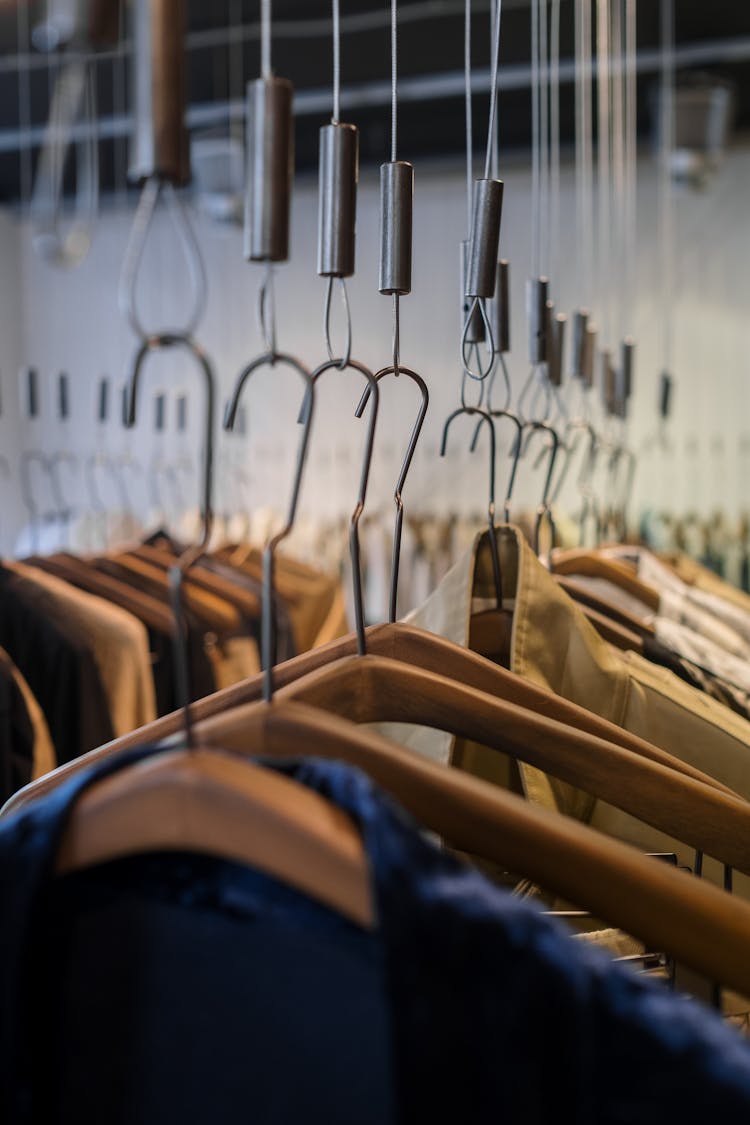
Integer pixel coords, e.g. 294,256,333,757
383,524,750,898
4,748,750,1121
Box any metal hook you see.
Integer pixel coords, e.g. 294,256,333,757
461,297,495,381
519,421,561,556
30,58,98,269
125,332,216,746
49,450,77,525
469,409,523,524
323,276,353,370
307,359,380,654
441,407,503,608
551,420,601,546
118,179,208,343
224,350,315,702
354,365,429,622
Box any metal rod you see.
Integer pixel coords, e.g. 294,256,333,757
379,160,413,295
317,122,359,277
466,178,504,299
492,259,510,353
526,276,548,364
129,0,189,185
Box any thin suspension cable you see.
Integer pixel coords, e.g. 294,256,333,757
391,0,398,160
575,0,585,299
610,0,625,340
582,0,594,308
531,0,540,275
624,0,637,337
483,0,502,179
539,0,549,276
464,0,473,233
261,0,271,78
332,0,341,121
550,0,561,288
16,1,32,209
490,0,500,178
658,0,674,375
596,0,611,344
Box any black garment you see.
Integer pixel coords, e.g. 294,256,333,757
146,617,217,719
0,565,114,765
4,749,750,1123
0,651,34,803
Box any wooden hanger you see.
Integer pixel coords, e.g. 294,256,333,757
96,554,240,634
269,653,750,878
21,553,176,636
57,744,373,930
551,548,661,613
8,622,736,815
182,699,750,998
126,542,261,619
555,573,656,637
577,603,644,652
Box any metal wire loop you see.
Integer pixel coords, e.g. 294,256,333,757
460,297,495,381
323,276,353,370
119,180,208,343
257,265,278,358
30,59,98,269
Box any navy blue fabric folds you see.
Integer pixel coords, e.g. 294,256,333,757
2,746,750,1123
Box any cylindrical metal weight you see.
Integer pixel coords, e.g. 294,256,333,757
98,377,109,424
129,0,189,185
549,312,567,387
58,371,70,420
379,161,413,295
318,122,359,278
23,367,39,419
245,77,294,263
572,309,589,378
526,276,549,364
582,323,597,387
660,371,673,420
492,260,510,353
601,350,615,415
621,337,635,401
461,241,485,343
466,179,504,298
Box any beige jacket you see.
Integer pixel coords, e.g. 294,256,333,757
386,525,750,897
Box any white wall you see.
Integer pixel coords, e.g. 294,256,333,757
2,140,749,554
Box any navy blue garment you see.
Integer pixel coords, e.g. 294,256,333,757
3,750,750,1123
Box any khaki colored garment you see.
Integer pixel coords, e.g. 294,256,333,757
388,525,750,898
205,635,261,691
6,561,157,738
9,661,56,779
659,552,750,618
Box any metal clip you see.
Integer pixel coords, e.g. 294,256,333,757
246,76,294,263
129,0,189,185
379,161,413,296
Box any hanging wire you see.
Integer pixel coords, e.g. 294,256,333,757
659,0,674,377
539,0,549,276
261,0,272,79
610,0,626,341
624,0,637,337
332,0,341,123
596,0,611,346
549,0,561,288
391,0,398,161
16,2,33,210
483,0,502,179
530,0,540,276
577,0,595,309
490,0,500,179
464,0,473,234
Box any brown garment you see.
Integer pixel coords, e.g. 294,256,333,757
388,524,750,899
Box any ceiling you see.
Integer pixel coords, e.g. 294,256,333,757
0,0,747,201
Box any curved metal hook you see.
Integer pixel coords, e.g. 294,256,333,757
30,59,98,269
119,180,208,343
441,406,503,608
354,365,429,623
519,421,561,557
125,332,216,744
224,350,315,701
18,451,57,553
309,358,380,654
470,409,523,523
461,297,495,381
323,276,353,371
552,420,601,547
